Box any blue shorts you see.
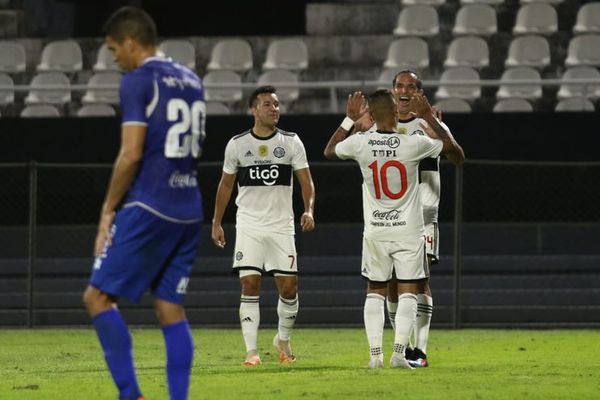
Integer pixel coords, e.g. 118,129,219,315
89,206,201,304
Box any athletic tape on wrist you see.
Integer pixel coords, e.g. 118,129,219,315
340,117,354,131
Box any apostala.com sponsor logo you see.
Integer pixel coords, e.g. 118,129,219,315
367,136,400,148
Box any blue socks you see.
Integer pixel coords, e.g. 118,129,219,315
162,320,194,400
92,309,142,400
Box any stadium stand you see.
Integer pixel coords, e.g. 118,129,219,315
262,38,309,71
433,97,473,112
24,72,70,105
505,35,551,69
159,39,196,69
557,66,600,99
20,103,60,117
0,40,25,73
393,5,439,37
202,70,243,103
493,98,534,112
206,39,253,73
565,34,600,67
496,66,542,101
513,3,558,36
383,37,430,72
205,102,231,115
443,36,490,69
573,3,600,35
81,71,121,105
554,96,595,111
452,4,497,37
434,66,481,101
36,39,82,73
76,103,116,117
0,72,13,104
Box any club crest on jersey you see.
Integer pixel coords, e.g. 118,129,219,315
411,129,424,136
273,146,285,158
396,127,407,135
258,145,269,158
236,251,244,261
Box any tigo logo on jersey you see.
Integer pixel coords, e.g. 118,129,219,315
249,165,280,186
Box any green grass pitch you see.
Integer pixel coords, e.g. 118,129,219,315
1,328,598,399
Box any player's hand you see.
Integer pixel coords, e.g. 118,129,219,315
433,106,442,121
419,121,439,139
94,211,116,257
211,223,226,248
300,211,315,232
408,93,433,119
354,112,374,133
346,91,367,121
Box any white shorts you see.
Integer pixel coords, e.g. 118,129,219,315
424,221,439,264
361,236,429,283
232,228,297,276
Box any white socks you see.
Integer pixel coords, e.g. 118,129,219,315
277,295,298,341
393,293,417,357
416,294,433,353
239,295,260,353
364,293,385,361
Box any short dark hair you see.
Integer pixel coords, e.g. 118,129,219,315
367,89,396,122
248,85,277,108
392,70,422,90
102,6,158,47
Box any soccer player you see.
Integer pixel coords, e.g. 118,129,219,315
211,85,315,366
82,7,205,400
385,70,449,368
324,90,463,369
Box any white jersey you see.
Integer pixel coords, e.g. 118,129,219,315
335,129,442,241
396,117,447,225
223,128,309,235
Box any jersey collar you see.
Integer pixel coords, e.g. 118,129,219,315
250,128,278,141
376,129,397,134
397,116,417,123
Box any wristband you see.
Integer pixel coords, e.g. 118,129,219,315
340,116,354,131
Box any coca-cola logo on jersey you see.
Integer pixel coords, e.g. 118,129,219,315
367,136,400,148
249,165,279,186
372,209,401,220
168,171,198,188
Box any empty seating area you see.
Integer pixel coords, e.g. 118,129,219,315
0,0,599,116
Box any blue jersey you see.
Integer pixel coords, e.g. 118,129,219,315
120,56,205,222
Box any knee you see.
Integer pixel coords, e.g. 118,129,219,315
82,286,112,314
241,279,261,296
279,282,297,299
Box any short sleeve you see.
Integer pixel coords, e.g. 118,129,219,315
292,135,309,171
335,134,359,160
417,135,444,160
222,139,238,174
120,72,152,125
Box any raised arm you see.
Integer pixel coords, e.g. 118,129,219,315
211,171,236,248
323,91,366,160
410,94,465,165
294,167,315,232
94,124,146,256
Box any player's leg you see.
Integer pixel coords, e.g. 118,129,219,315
152,220,200,400
233,228,265,366
84,207,164,400
361,238,393,369
266,233,299,363
389,237,428,369
273,274,298,363
386,273,398,331
239,272,262,365
83,286,143,400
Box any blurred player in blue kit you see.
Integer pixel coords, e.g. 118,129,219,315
82,7,206,400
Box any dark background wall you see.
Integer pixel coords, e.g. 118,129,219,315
1,113,599,163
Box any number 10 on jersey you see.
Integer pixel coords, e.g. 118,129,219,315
368,160,408,200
